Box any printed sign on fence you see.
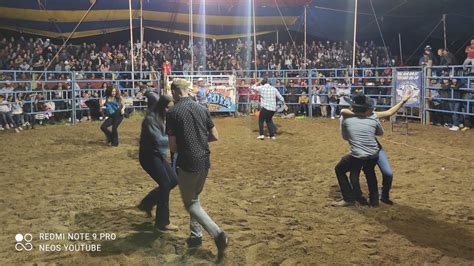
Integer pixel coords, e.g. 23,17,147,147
206,85,236,112
192,84,236,113
395,70,422,107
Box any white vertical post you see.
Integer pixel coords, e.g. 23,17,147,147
252,0,257,72
351,0,358,84
443,14,447,49
190,0,194,74
140,0,144,79
304,6,307,69
398,33,403,65
128,0,135,91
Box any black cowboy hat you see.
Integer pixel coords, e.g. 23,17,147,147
343,93,374,109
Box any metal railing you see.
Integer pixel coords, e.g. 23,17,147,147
1,65,472,128
0,70,161,126
422,65,474,125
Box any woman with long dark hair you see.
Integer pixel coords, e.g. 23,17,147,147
137,95,178,231
100,86,124,146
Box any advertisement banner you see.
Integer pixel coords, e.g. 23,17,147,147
395,70,422,107
193,85,236,113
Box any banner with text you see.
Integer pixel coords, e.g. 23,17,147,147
395,70,422,107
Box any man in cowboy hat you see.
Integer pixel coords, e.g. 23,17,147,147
333,94,384,207
195,78,208,109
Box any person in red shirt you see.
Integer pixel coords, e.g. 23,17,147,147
162,59,172,94
463,38,474,73
163,60,172,76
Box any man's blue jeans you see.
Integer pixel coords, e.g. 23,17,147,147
329,103,337,117
449,101,461,127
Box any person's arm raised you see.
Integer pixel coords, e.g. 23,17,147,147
375,92,413,119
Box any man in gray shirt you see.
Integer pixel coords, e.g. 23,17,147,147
333,94,384,207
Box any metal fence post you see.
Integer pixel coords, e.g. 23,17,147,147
423,64,432,125
308,69,313,118
71,72,77,125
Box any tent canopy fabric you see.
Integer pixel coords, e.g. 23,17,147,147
0,0,309,39
0,0,472,45
295,0,474,43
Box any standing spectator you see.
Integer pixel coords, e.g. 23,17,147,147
463,39,474,74
319,81,330,117
12,95,25,127
286,80,299,114
439,77,452,126
419,45,438,66
448,78,462,131
328,87,338,119
428,78,445,125
275,79,286,96
163,59,172,76
195,78,208,109
440,49,457,66
100,86,125,146
166,78,229,257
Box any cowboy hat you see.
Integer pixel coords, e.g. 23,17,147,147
343,93,374,109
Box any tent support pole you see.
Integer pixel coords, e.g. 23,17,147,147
351,0,358,84
128,0,135,91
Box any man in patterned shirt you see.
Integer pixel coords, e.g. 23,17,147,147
252,77,287,140
167,78,229,258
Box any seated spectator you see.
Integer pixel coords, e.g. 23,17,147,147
298,91,309,116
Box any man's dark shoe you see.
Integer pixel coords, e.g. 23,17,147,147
186,236,202,248
214,231,229,255
356,197,369,206
380,197,394,205
136,202,152,217
370,200,380,208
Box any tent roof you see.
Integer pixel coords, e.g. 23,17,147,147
0,0,308,39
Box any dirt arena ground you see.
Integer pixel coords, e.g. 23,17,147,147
0,115,473,265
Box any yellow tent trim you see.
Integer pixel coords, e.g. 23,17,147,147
0,7,298,26
146,26,275,40
0,25,132,39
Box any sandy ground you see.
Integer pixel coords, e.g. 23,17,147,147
0,115,473,265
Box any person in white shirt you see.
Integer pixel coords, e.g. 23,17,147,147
252,77,287,140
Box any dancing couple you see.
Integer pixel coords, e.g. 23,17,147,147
334,92,412,207
137,78,228,258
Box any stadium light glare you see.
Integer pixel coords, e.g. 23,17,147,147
245,0,252,70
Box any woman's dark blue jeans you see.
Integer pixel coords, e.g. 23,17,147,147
139,150,178,228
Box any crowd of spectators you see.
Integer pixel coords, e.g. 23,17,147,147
0,35,395,76
0,34,472,132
